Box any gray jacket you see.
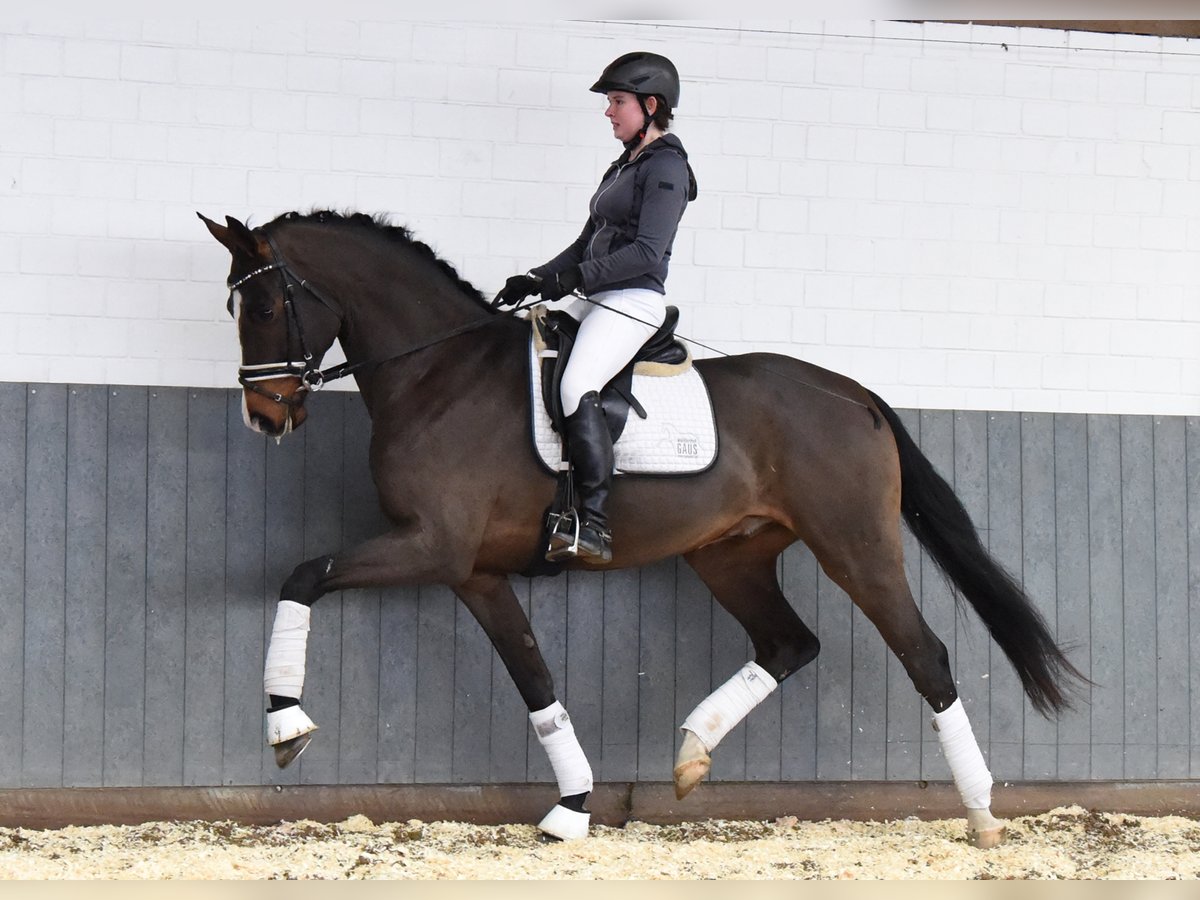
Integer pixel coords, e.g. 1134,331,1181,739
533,133,698,295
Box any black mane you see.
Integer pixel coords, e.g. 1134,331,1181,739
263,209,488,306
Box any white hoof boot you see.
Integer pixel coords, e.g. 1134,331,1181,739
537,803,590,841
966,807,1007,848
672,729,711,800
267,705,318,745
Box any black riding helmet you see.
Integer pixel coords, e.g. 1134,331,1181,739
589,51,680,108
590,51,680,149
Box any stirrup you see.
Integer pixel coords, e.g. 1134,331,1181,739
545,512,611,563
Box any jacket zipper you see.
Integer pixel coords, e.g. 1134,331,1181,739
587,162,627,261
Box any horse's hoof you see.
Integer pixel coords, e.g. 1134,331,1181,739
968,825,1007,849
273,732,313,769
266,705,318,748
672,756,710,800
673,729,711,800
537,803,590,841
965,808,1006,848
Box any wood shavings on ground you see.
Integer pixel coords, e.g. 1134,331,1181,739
1,806,1197,880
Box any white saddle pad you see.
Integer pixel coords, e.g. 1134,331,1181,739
528,335,718,475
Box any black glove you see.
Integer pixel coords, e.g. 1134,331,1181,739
492,273,541,308
539,266,582,303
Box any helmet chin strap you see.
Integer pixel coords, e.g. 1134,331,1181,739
623,95,655,151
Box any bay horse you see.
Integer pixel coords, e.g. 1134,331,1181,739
199,209,1083,847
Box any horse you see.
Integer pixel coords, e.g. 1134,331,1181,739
199,209,1084,847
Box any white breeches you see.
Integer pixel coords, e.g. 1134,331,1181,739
559,288,666,417
530,701,594,796
932,697,994,809
681,661,778,752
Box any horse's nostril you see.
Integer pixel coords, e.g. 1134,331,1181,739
251,413,280,435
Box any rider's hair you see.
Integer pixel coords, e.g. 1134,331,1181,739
648,96,673,131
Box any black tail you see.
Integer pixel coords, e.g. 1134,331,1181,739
868,390,1086,717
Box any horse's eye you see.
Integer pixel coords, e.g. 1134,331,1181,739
250,304,276,323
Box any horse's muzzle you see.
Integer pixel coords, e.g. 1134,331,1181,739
241,377,309,437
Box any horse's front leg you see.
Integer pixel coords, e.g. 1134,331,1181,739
263,526,475,769
454,573,594,842
262,554,334,767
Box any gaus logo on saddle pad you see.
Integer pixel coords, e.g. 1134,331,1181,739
528,321,718,476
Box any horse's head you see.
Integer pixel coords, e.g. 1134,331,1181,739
198,212,342,438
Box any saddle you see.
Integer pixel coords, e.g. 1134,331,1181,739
522,304,694,579
532,304,690,444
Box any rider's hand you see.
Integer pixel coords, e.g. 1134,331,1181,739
492,273,541,308
539,266,582,303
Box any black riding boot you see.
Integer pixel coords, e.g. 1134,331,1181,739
546,391,613,563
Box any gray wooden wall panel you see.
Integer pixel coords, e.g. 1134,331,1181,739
413,585,455,783
815,568,852,780
183,389,227,786
779,542,819,781
1154,416,1189,779
851,603,888,780
600,569,640,781
143,388,188,786
376,583,420,784
0,383,26,778
1053,414,1091,779
1087,415,1124,778
564,570,605,782
1120,416,1157,780
23,384,67,787
1188,418,1200,779
638,559,678,783
709,584,751,783
63,385,107,787
490,583,532,784
2,384,1196,791
673,559,713,771
297,395,344,787
104,386,148,786
452,589,493,783
338,402,383,786
223,392,266,787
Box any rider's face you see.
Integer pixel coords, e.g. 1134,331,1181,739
605,90,650,144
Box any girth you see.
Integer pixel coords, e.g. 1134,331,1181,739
534,305,688,444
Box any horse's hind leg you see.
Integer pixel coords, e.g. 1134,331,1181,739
676,527,820,799
454,572,594,841
812,529,1005,848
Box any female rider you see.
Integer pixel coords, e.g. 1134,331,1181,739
495,51,698,564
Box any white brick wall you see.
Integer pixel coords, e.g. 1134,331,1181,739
2,18,1198,414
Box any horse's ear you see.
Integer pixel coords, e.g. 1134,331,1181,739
197,211,261,257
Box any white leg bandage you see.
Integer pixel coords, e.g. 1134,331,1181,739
681,661,777,752
263,600,311,699
530,701,593,796
932,697,994,810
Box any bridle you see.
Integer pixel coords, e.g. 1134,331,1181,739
226,233,514,412
225,234,352,409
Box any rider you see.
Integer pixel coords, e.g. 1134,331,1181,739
495,51,698,564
